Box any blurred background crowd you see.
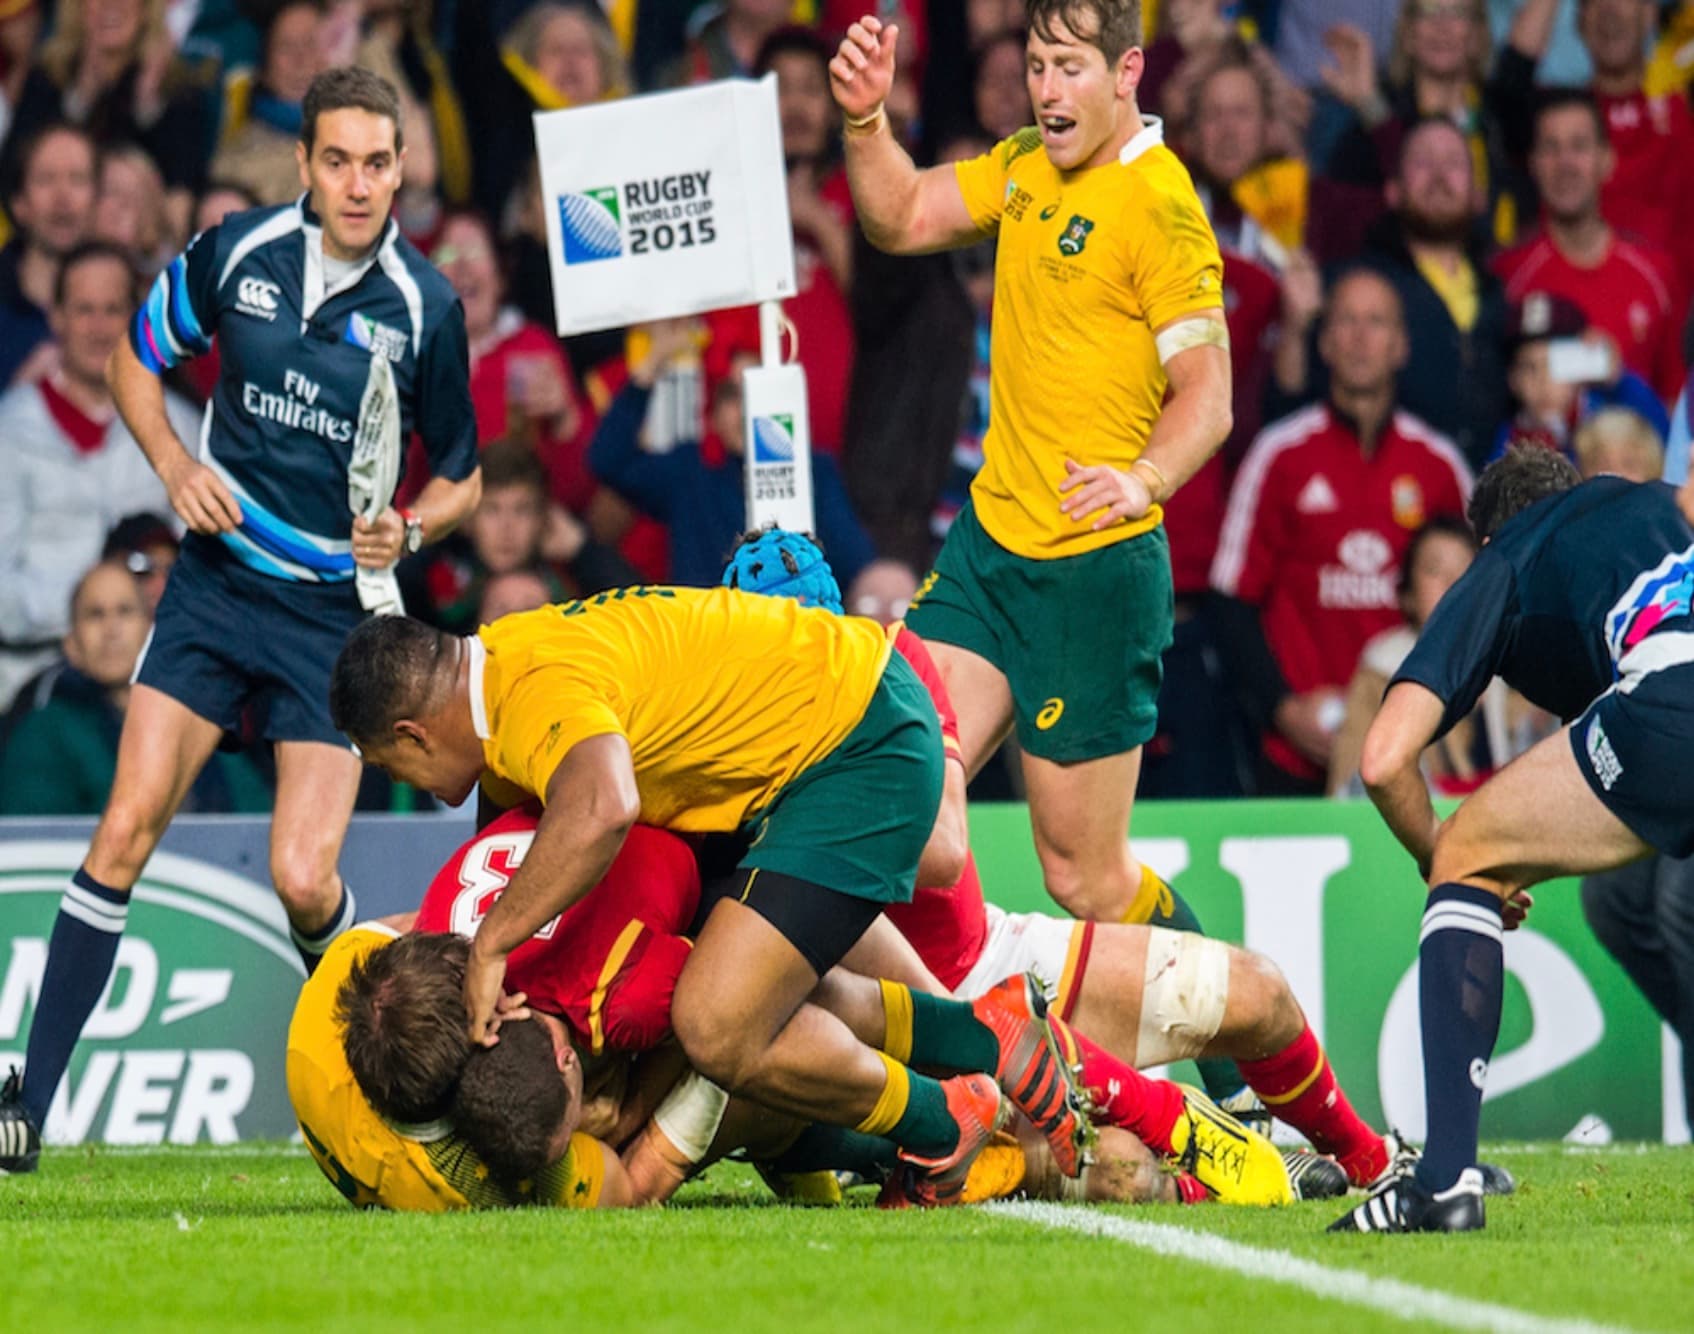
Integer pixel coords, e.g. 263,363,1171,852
1,0,1692,816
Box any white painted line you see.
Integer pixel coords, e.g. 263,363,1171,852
43,1144,308,1159
990,1200,1636,1334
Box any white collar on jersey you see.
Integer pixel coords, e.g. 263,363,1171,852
384,1116,453,1144
465,634,490,740
1118,115,1165,167
297,194,398,327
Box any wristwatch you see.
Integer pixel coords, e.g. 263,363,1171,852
400,507,424,555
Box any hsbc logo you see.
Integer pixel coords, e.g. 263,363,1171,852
1319,529,1397,609
235,277,280,320
1338,529,1392,573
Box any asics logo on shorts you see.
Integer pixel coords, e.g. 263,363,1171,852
1036,698,1065,730
237,277,281,319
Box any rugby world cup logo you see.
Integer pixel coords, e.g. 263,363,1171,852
751,413,796,463
559,187,623,264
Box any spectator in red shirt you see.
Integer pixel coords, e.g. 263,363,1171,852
1210,267,1473,795
1494,91,1684,404
1577,0,1694,289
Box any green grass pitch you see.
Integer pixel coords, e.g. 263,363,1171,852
4,1143,1692,1332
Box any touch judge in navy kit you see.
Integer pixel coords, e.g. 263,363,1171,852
0,67,482,1173
1332,446,1694,1235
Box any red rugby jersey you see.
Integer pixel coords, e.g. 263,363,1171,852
1211,402,1472,781
1494,230,1682,403
1592,88,1694,293
414,810,700,1055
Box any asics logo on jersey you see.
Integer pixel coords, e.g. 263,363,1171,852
236,277,281,320
1036,698,1065,730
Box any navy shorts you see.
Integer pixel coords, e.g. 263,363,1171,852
1570,656,1694,858
135,535,364,747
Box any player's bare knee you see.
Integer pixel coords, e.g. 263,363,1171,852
1038,853,1130,921
917,825,968,892
269,847,339,922
1227,948,1303,1052
90,798,167,881
672,1009,755,1092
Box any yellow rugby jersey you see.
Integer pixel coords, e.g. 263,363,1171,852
953,119,1225,560
286,926,605,1212
472,587,893,829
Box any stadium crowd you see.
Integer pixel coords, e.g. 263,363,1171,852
2,0,1694,814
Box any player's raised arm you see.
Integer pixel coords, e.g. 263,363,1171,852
830,15,980,254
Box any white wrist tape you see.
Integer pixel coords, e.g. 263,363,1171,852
651,1072,730,1165
1154,314,1230,366
1136,927,1232,1065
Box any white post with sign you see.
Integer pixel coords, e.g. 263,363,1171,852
533,77,815,536
740,302,816,532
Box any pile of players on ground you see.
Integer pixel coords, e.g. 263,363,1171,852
289,533,1514,1220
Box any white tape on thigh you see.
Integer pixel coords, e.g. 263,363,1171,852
1136,927,1231,1066
651,1072,730,1165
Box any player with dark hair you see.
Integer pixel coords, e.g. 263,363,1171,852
1334,446,1694,1232
0,65,482,1173
328,592,1096,1208
288,920,635,1211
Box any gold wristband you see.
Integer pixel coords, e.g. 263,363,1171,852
1131,456,1169,500
843,104,887,136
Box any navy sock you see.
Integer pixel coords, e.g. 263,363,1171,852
290,881,355,975
21,868,129,1126
1413,883,1505,1193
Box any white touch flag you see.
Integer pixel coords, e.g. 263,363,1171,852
742,362,815,534
348,348,404,617
534,76,797,336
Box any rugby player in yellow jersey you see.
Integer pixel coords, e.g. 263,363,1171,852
327,593,1094,1206
286,919,631,1211
828,4,1232,929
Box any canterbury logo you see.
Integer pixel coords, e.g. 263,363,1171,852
236,277,280,314
1035,698,1065,730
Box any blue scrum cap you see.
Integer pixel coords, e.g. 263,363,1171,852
721,528,844,614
